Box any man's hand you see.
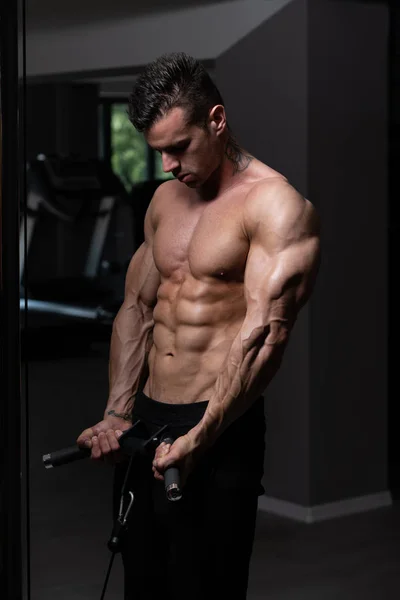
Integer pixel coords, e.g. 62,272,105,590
76,416,132,465
152,433,204,487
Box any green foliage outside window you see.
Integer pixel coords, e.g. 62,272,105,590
111,104,147,191
111,103,174,190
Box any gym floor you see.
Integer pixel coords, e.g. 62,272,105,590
24,341,400,600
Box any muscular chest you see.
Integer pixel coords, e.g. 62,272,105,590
153,198,249,282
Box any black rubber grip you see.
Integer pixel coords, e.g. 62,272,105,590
161,436,182,501
42,444,90,468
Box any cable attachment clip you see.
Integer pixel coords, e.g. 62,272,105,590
107,491,134,554
119,491,134,526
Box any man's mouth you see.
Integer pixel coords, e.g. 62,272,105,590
179,174,191,183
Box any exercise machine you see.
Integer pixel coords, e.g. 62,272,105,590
43,421,181,600
20,154,131,353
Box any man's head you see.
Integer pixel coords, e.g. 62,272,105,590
128,52,229,187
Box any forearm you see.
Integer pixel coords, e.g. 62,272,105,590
105,299,154,418
191,317,288,447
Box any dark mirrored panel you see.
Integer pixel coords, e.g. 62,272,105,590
1,0,27,597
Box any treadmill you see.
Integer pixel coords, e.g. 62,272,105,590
20,154,126,352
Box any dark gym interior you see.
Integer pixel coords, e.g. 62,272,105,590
1,1,399,599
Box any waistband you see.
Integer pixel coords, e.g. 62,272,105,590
132,390,209,428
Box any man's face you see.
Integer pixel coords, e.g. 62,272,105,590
145,106,223,188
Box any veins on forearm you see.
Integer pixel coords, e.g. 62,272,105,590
193,319,289,445
107,301,154,412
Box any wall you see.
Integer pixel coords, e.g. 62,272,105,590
216,0,389,514
308,0,389,504
216,0,311,506
26,83,99,160
26,0,293,78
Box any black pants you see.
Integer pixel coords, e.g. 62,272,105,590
113,391,266,600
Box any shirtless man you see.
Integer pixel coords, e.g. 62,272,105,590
77,52,320,599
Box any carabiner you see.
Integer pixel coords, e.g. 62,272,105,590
118,491,134,526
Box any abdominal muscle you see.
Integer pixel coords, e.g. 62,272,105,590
142,274,246,404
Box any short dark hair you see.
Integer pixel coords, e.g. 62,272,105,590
128,52,225,132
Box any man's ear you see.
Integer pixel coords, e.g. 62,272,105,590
209,105,227,136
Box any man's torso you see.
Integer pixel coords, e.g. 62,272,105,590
143,160,286,403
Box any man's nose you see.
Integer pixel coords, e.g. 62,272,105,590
162,153,180,173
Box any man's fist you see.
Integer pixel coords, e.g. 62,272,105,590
152,433,201,487
77,416,132,464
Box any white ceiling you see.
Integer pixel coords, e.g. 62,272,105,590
26,0,232,31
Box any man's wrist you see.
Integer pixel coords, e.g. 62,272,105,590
188,419,218,450
189,402,229,449
106,409,132,422
105,394,135,422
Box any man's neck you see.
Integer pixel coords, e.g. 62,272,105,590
198,136,254,200
225,136,253,176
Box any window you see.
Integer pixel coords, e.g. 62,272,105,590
101,101,173,191
111,103,148,190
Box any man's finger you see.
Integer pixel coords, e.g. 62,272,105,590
98,432,111,455
153,468,164,481
106,429,120,452
79,438,93,449
91,436,102,460
155,443,171,460
77,428,94,446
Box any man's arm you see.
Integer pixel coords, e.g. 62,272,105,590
190,180,320,447
105,205,160,418
76,188,161,456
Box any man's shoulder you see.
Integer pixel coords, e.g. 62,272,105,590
244,177,318,240
244,176,303,222
152,178,180,202
147,179,181,226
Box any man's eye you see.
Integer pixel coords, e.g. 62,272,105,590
173,143,189,152
157,142,189,155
